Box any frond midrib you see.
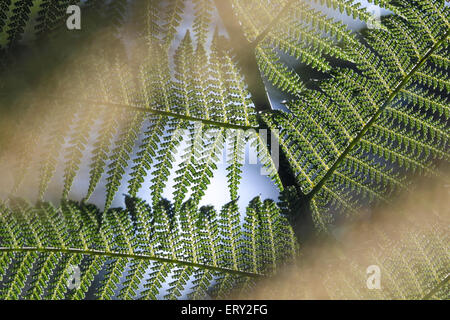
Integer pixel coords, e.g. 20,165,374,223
0,246,263,278
0,93,259,131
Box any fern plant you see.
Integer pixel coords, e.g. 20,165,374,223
0,0,448,299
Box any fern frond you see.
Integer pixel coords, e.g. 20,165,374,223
309,0,374,22
173,123,203,211
262,0,449,229
35,0,77,35
248,129,284,191
193,0,213,48
256,46,305,96
0,195,297,299
127,115,166,197
5,0,33,46
0,1,12,35
104,111,144,210
191,127,225,205
226,129,245,201
84,53,123,200
62,57,102,199
150,118,185,207
163,0,185,49
38,100,77,200
104,59,146,209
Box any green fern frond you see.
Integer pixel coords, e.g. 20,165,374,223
127,115,166,197
150,118,186,207
256,46,305,96
0,195,297,300
38,100,77,200
163,0,185,49
226,129,245,201
104,110,144,210
193,0,213,48
5,0,34,46
191,127,225,205
0,1,12,34
262,0,449,229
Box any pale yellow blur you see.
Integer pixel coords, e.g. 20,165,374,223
233,174,449,300
0,24,148,201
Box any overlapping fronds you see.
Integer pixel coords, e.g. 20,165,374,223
1,4,281,210
0,0,449,300
0,195,297,300
260,0,449,229
237,177,450,300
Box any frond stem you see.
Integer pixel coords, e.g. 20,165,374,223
0,247,263,278
422,273,450,300
0,94,259,130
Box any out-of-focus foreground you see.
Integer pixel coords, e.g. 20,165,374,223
234,174,449,299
